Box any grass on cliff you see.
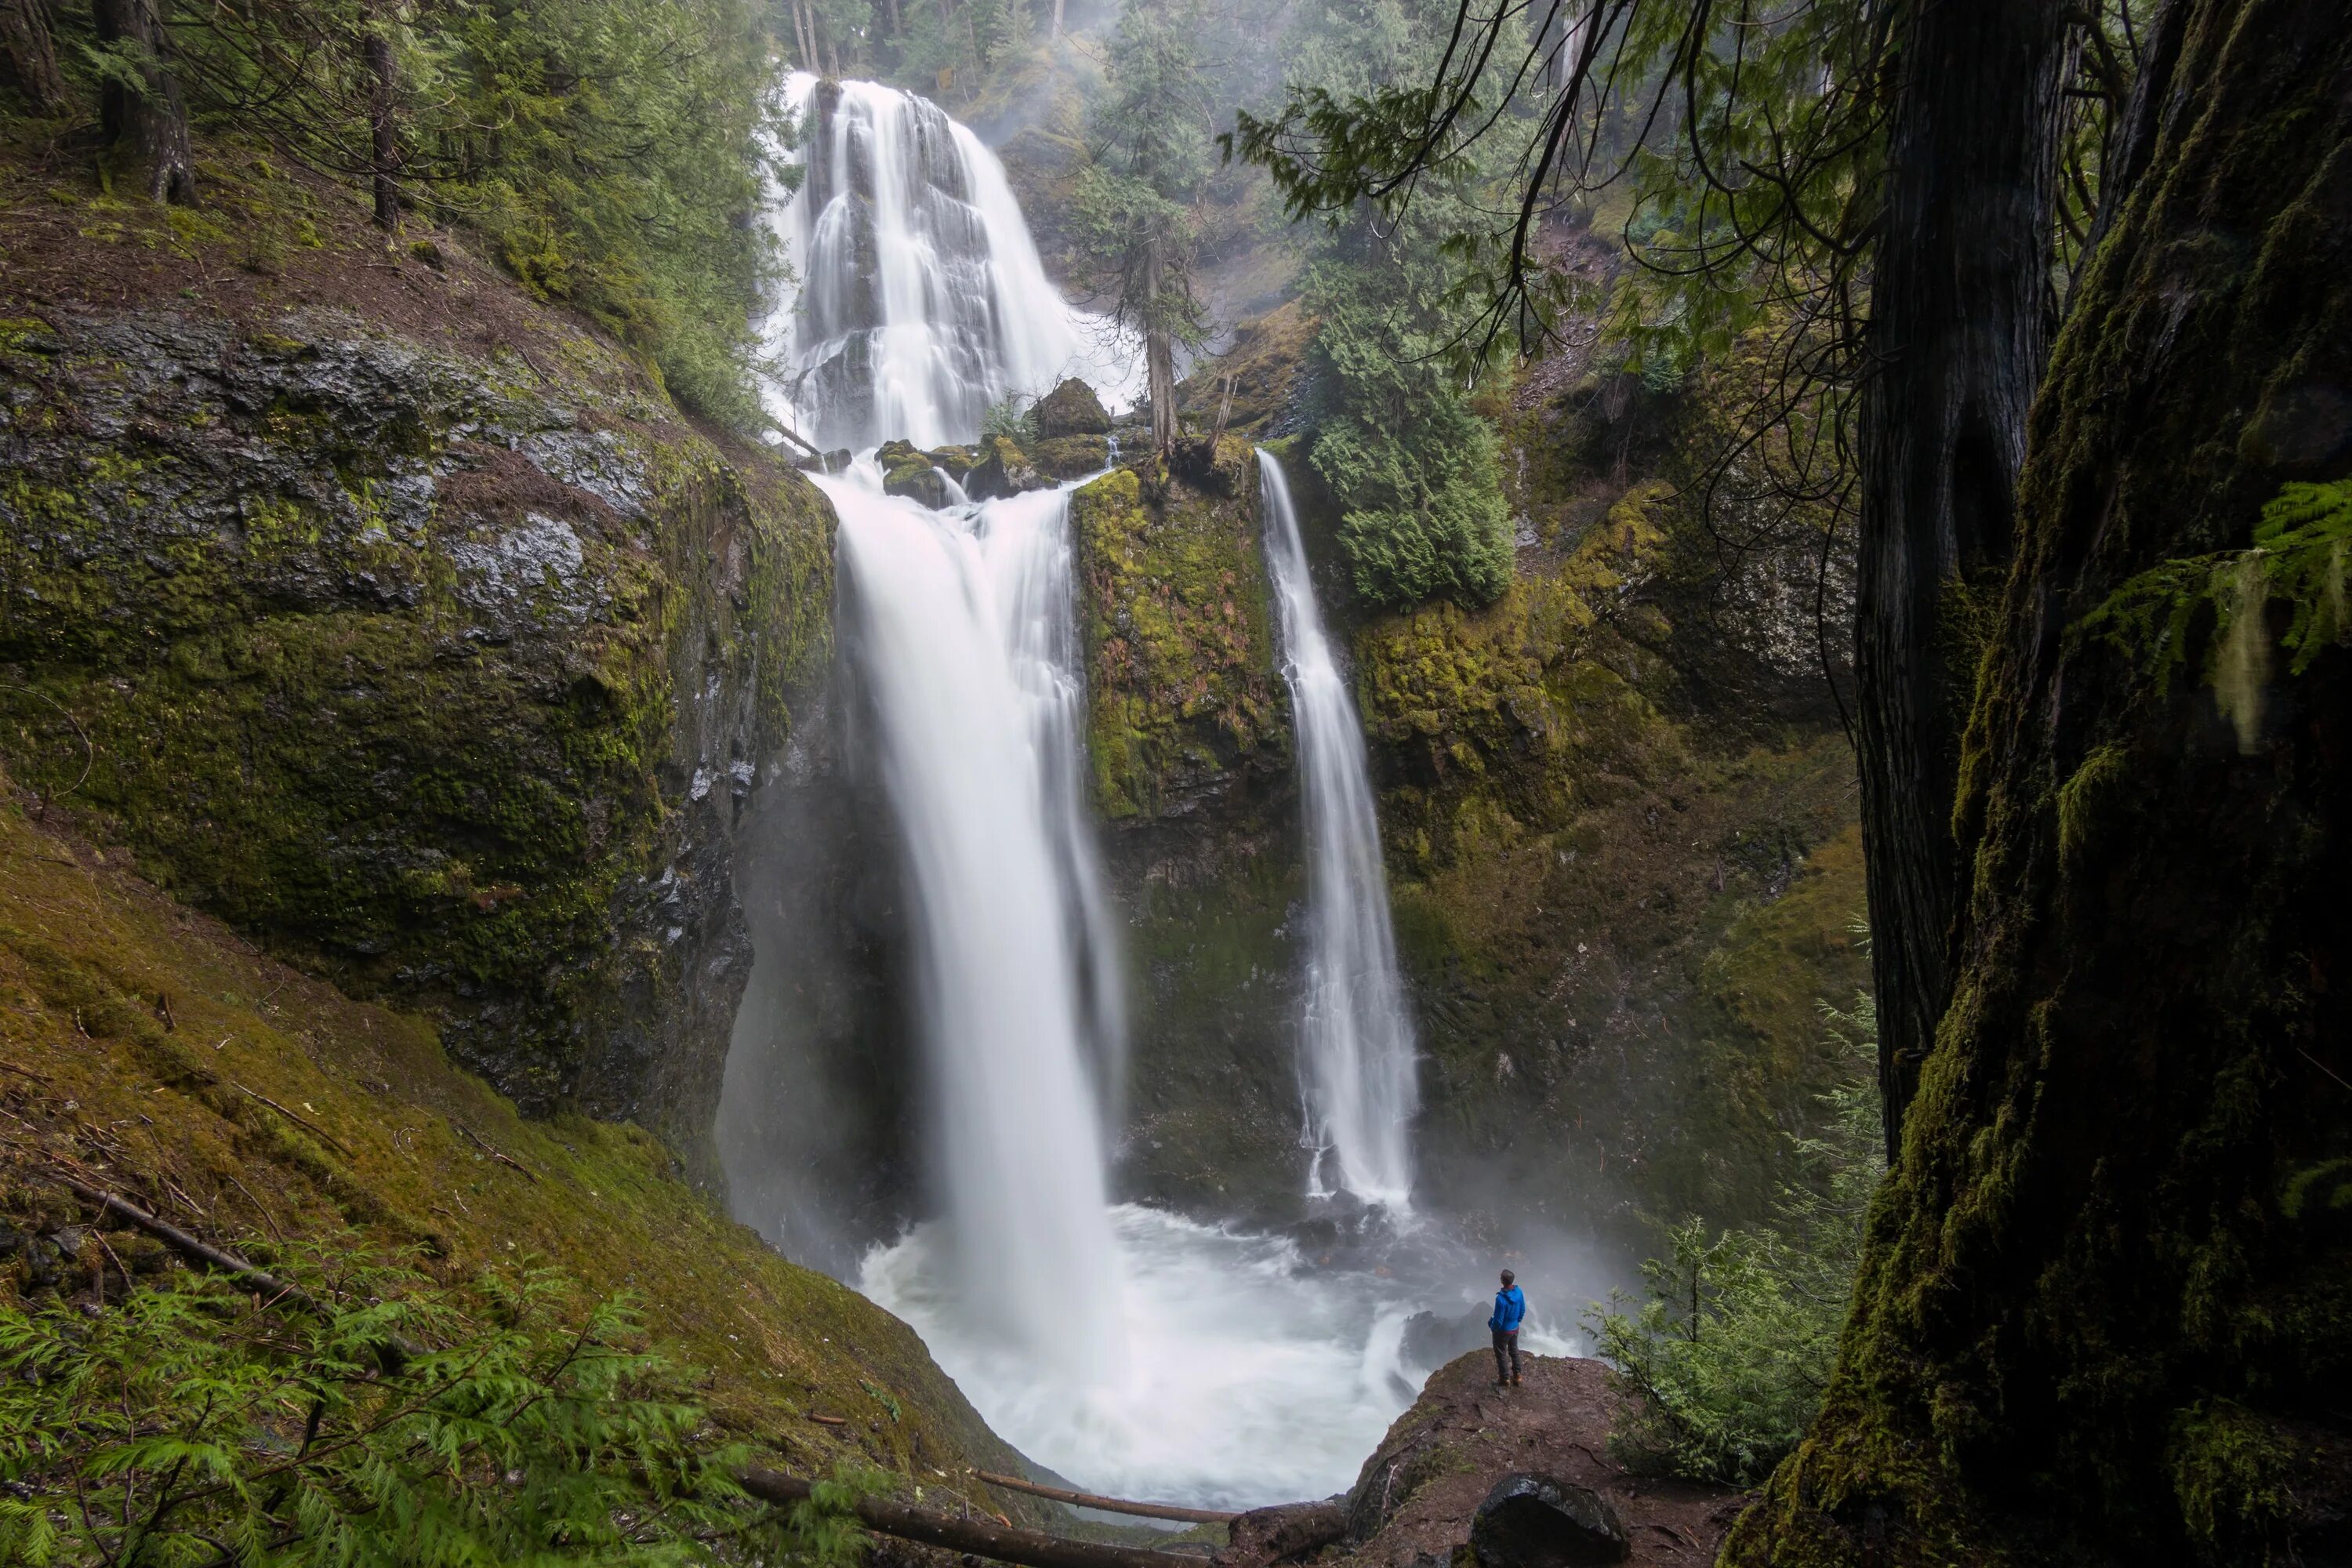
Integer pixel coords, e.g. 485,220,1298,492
0,771,1037,1526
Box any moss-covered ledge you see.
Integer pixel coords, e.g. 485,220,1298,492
1069,441,1289,822
0,305,833,1160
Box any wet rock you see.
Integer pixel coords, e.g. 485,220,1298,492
1213,1497,1348,1568
883,461,949,509
964,434,1044,501
1033,376,1111,437
1030,433,1110,480
1401,1304,1491,1370
925,444,983,482
1468,1475,1629,1567
0,305,836,1163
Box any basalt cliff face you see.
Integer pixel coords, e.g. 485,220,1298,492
0,162,831,1175
1070,321,1868,1244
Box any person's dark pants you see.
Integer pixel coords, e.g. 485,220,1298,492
1492,1328,1521,1384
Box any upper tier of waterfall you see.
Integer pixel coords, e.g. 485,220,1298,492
762,73,1132,452
1258,450,1420,1207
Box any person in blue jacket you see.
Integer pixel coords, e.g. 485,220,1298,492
1489,1268,1526,1387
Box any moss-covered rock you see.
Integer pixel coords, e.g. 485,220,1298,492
1070,445,1287,822
876,439,948,508
1031,433,1112,480
0,305,833,1162
965,433,1046,501
1033,376,1111,437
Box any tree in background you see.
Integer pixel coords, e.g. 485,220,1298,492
2,0,784,429
0,0,69,115
1069,0,1213,451
1276,0,1516,612
91,0,196,203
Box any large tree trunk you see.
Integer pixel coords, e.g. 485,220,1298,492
1724,2,2352,1563
365,6,401,230
1,0,68,114
1854,0,2069,1151
93,0,196,205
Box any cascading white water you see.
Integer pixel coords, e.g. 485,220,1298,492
1258,452,1420,1207
738,71,1472,1509
829,465,1126,1373
764,73,1130,450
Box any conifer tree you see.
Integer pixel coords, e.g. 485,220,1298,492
1071,0,1214,451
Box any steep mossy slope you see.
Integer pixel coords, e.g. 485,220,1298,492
1068,440,1308,1213
0,775,1028,1490
0,149,832,1163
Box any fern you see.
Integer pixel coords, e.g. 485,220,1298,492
2078,480,2352,693
0,1245,868,1567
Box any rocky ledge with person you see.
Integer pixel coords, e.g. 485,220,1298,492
1217,1350,1744,1568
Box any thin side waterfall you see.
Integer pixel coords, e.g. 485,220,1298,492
1258,451,1418,1207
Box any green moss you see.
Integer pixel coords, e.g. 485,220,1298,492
0,782,1029,1496
0,310,836,1131
1070,453,1287,819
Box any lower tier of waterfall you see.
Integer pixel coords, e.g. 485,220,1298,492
863,1207,1579,1509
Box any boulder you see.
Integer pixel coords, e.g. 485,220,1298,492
878,440,950,507
1401,1304,1492,1370
1468,1475,1629,1567
883,461,949,509
1033,376,1111,437
964,434,1044,501
1211,1498,1348,1568
1029,433,1111,480
925,443,983,482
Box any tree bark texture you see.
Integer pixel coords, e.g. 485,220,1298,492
1145,235,1176,451
1,0,67,114
365,9,401,229
1724,2,2352,1563
1855,0,2070,1152
93,0,195,205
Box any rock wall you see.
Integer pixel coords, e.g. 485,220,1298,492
1075,343,1869,1244
1068,439,1309,1214
0,305,832,1169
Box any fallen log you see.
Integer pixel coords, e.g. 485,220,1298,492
739,1469,1207,1568
971,1468,1239,1525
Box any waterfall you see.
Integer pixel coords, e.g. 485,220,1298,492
765,73,1125,450
1258,451,1419,1207
758,72,1131,1367
829,466,1126,1373
735,73,1446,1508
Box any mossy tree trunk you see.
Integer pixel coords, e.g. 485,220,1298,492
93,0,196,205
1725,2,2352,1563
2,0,68,114
1855,0,2069,1149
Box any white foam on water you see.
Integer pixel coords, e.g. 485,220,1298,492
863,1205,1425,1509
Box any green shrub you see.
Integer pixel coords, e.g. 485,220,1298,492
1585,992,1884,1485
0,1245,866,1566
982,394,1038,444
